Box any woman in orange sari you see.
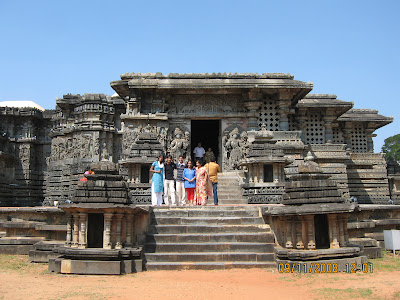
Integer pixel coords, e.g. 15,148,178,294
194,160,213,206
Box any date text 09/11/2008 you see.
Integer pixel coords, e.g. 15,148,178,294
277,263,373,273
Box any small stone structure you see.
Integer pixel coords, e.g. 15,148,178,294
264,152,367,271
49,160,149,275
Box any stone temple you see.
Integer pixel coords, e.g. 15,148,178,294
0,72,399,273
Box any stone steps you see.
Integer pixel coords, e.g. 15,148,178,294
151,217,264,225
145,252,275,262
146,261,275,271
144,206,275,270
146,232,274,243
148,224,270,234
216,173,247,205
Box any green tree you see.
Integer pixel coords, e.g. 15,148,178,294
382,133,400,162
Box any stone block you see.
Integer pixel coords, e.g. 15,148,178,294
60,259,122,275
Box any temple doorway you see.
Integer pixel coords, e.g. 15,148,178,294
191,120,221,166
87,213,104,248
314,214,330,249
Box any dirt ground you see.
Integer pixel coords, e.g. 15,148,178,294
1,254,400,300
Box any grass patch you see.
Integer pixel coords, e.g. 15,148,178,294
0,254,46,273
372,252,400,272
393,291,400,298
314,287,373,299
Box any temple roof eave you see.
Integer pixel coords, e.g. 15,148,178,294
110,75,313,100
337,109,394,129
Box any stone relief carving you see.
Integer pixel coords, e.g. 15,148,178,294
49,133,96,163
172,95,243,114
222,126,248,170
167,126,190,160
122,124,168,157
18,143,31,170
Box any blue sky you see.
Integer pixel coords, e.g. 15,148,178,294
0,0,399,152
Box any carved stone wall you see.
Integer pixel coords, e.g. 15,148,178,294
0,107,52,206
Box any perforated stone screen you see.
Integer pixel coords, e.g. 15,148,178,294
332,127,344,144
351,124,368,153
258,99,280,130
304,112,325,144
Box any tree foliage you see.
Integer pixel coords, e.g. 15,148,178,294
382,133,400,162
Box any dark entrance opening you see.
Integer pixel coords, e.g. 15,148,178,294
141,164,150,183
87,213,104,248
314,214,330,249
191,120,220,165
263,164,274,182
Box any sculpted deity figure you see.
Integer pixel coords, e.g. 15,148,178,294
168,127,189,160
223,128,243,170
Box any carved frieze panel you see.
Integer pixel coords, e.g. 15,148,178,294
170,95,243,115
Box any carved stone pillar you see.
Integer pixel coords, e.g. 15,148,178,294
303,215,316,250
365,129,375,153
295,219,304,249
278,90,292,131
248,165,254,183
323,114,335,143
125,213,134,247
253,164,259,184
328,214,340,249
285,217,293,249
258,164,264,183
244,90,262,131
72,213,79,248
65,213,72,247
342,124,353,150
103,213,113,249
338,216,345,247
78,212,87,249
115,213,124,249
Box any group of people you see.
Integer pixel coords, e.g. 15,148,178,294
150,143,221,206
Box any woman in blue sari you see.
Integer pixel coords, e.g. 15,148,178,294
150,154,164,206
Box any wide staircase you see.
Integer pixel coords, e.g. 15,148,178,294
217,172,247,205
144,206,276,270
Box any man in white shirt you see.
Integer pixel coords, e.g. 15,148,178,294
193,142,206,162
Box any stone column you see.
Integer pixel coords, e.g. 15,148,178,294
285,217,293,249
65,213,72,247
244,89,262,131
78,212,87,249
295,219,304,249
328,214,340,249
125,213,134,248
303,215,316,250
342,124,353,150
365,128,375,153
323,114,335,143
258,164,264,183
297,113,307,143
254,164,259,184
72,213,79,248
115,213,124,249
248,165,254,183
103,213,113,249
338,217,345,247
135,165,141,184
278,90,292,131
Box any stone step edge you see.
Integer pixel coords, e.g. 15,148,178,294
145,242,275,246
146,260,276,266
147,232,272,237
145,252,275,258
